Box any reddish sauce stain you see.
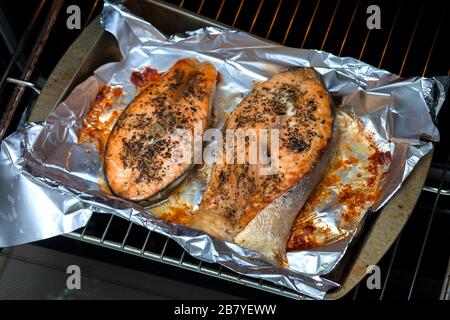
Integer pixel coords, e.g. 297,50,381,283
365,151,391,187
288,139,392,250
369,151,392,165
130,66,163,88
78,85,124,156
302,224,316,234
346,156,359,165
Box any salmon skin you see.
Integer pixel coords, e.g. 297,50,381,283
105,58,217,201
190,67,335,265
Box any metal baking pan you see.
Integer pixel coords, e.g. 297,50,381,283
28,0,433,299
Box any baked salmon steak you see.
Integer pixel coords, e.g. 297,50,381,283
105,58,217,201
190,67,335,265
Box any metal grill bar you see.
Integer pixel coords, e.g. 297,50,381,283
408,154,450,299
265,0,282,38
320,0,340,50
84,0,101,28
215,0,226,20
378,0,403,68
358,30,370,60
159,237,170,258
422,3,447,76
352,283,360,300
0,0,46,101
141,230,152,253
0,0,63,141
249,0,264,34
423,186,450,196
178,250,186,264
121,221,133,248
80,215,92,238
196,0,205,14
399,4,424,76
231,0,245,28
282,0,301,45
440,259,450,300
5,78,41,95
338,0,360,56
379,234,402,299
300,0,321,48
101,215,114,242
0,5,19,57
65,222,304,300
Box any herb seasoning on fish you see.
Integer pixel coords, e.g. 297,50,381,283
105,58,217,201
190,67,334,265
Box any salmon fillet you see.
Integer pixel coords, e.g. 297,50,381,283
190,67,335,264
104,58,217,201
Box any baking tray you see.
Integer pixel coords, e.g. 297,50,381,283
28,0,433,299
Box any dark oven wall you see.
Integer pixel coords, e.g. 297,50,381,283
0,0,449,300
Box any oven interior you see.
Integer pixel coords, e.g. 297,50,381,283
0,0,449,300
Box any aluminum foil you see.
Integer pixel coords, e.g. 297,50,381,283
0,0,448,299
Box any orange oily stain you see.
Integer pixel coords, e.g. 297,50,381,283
78,85,124,156
287,110,391,251
104,58,217,201
191,68,334,244
152,205,193,226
